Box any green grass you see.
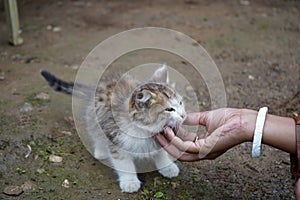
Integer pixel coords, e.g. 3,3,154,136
25,93,50,107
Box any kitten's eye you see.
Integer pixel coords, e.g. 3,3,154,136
165,108,175,112
137,93,143,99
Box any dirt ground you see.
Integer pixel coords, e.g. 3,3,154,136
0,0,300,199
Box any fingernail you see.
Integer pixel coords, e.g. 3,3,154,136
163,127,169,135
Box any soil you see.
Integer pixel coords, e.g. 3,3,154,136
0,0,299,199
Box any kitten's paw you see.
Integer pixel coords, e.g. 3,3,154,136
94,148,109,161
119,178,141,193
158,163,179,178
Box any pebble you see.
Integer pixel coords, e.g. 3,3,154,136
248,75,255,80
52,26,62,32
3,185,24,196
24,144,32,158
62,179,70,188
35,92,50,100
240,0,250,6
46,25,53,30
49,155,63,163
171,181,178,189
64,64,79,70
272,189,278,194
36,168,45,174
25,57,40,64
61,130,72,136
0,51,8,57
20,103,33,112
0,71,5,80
21,181,37,193
185,85,195,97
47,25,62,32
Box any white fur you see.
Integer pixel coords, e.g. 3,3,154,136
84,65,186,193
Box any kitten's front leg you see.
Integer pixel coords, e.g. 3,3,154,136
111,154,141,193
154,150,179,178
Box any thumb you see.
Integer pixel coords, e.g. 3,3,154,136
183,111,210,126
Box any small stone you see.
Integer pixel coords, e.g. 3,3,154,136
35,92,50,100
12,88,19,95
0,51,8,56
240,0,250,6
64,64,79,70
52,26,62,32
71,64,79,70
20,103,33,112
171,181,178,189
46,25,53,30
34,155,39,160
21,181,37,193
185,85,195,97
0,71,5,80
62,179,70,188
61,130,72,136
64,116,74,123
25,57,40,64
248,75,255,80
36,168,44,174
24,144,32,158
272,189,278,194
11,54,22,61
3,185,24,196
49,155,63,163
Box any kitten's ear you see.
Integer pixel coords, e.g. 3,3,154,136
149,64,169,83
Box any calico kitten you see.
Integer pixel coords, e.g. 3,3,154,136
41,65,186,193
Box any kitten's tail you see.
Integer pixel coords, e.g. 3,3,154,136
40,70,91,98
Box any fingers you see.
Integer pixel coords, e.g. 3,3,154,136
155,133,202,162
155,125,230,162
183,112,209,126
175,127,197,141
155,133,170,147
164,127,201,153
176,152,203,162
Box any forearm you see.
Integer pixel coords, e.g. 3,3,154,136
242,109,296,154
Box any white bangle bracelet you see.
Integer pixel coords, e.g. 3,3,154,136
252,107,268,158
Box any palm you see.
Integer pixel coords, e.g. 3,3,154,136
155,108,244,161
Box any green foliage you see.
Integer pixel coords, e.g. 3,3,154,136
178,189,193,200
57,139,64,146
25,94,50,107
140,189,168,200
198,101,206,106
16,167,26,175
43,146,53,161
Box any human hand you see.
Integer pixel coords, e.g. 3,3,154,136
155,108,256,161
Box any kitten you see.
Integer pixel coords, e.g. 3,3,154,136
41,65,186,193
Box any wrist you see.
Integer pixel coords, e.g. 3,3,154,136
240,108,296,154
240,109,258,142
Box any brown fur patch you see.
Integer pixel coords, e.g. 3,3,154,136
128,83,175,113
